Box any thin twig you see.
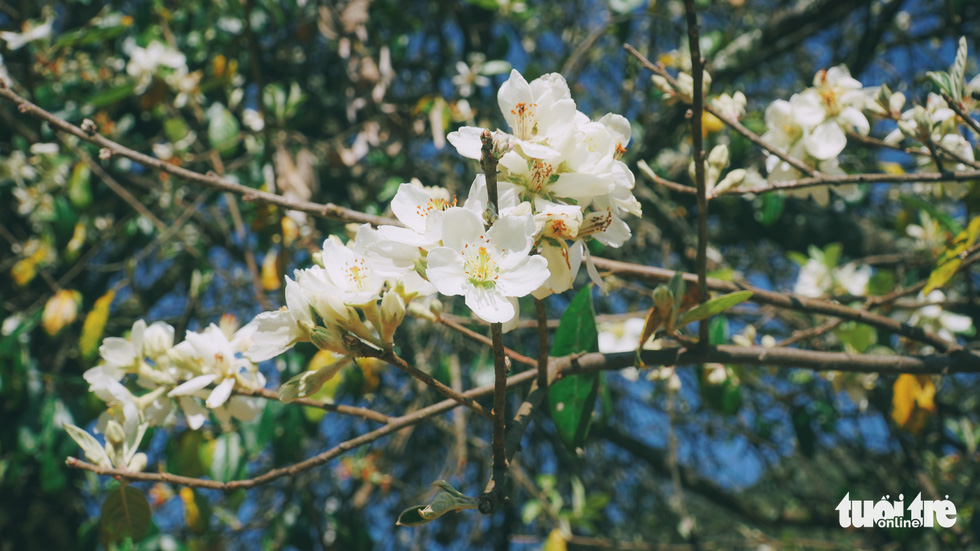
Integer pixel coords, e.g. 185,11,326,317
623,43,816,177
438,316,537,367
376,349,491,419
479,128,511,514
241,388,391,424
590,256,959,353
0,85,396,227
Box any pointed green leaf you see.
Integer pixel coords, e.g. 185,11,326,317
678,291,753,326
100,486,151,543
926,71,952,96
548,286,600,453
899,195,962,234
951,37,968,101
396,481,478,527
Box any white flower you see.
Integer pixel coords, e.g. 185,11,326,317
452,54,491,98
169,324,259,409
908,290,973,342
99,320,148,375
425,207,549,324
0,17,52,50
245,276,315,361
447,69,577,160
126,41,187,93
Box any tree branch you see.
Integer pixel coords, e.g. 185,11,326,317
0,83,396,227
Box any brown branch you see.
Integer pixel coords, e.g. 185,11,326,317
66,344,980,490
684,0,710,350
534,298,549,388
479,128,511,514
0,84,397,227
943,92,980,137
590,256,959,353
240,387,391,424
718,167,980,197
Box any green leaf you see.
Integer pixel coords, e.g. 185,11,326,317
836,322,877,353
548,286,600,453
88,84,136,108
100,486,151,544
396,481,478,527
926,71,953,96
756,193,784,226
924,215,980,294
207,104,241,156
708,316,728,345
208,432,242,482
68,162,92,209
678,291,753,326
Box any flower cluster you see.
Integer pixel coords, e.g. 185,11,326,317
763,66,869,204
83,316,265,438
792,244,871,298
447,69,641,297
246,228,415,361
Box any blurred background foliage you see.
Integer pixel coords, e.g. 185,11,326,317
1,0,980,549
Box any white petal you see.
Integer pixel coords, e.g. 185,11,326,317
179,397,209,430
495,255,551,297
99,337,137,368
839,107,869,135
206,377,236,409
805,122,846,160
391,183,434,233
447,126,488,160
488,214,535,255
464,286,515,323
244,310,305,362
226,396,263,422
425,247,467,296
514,140,562,160
439,208,484,252
791,91,826,127
498,69,534,130
548,172,613,199
168,374,219,397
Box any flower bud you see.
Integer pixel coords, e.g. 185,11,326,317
142,322,175,358
380,291,406,345
311,326,349,355
128,452,148,473
105,420,126,447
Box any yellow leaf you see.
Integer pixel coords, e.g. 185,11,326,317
542,529,567,551
42,289,81,336
701,112,723,136
924,215,980,294
10,241,49,287
261,248,281,291
892,374,937,429
80,290,116,361
179,487,208,534
879,161,906,175
281,216,300,247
